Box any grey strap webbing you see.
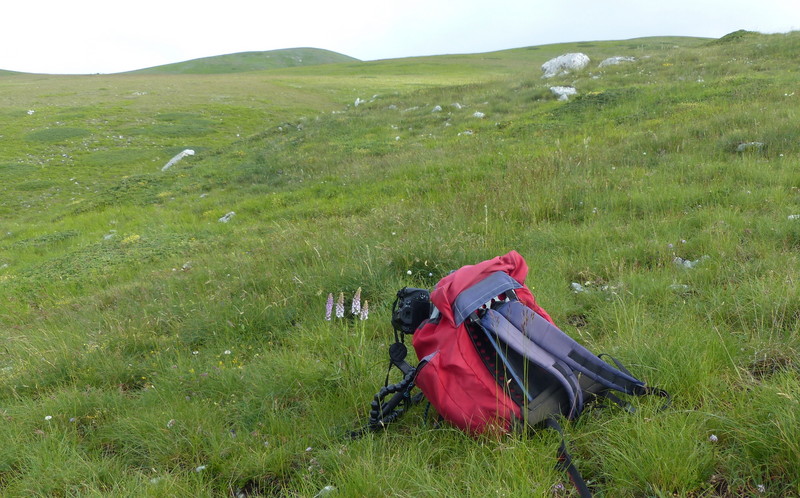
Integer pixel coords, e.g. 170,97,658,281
453,271,522,326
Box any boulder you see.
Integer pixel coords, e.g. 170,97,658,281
599,56,636,68
550,86,577,101
541,53,590,78
736,142,764,152
161,149,195,171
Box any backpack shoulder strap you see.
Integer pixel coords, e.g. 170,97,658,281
495,301,646,396
478,308,585,419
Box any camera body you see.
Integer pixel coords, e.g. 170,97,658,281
391,287,432,334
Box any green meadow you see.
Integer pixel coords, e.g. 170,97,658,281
1,31,799,496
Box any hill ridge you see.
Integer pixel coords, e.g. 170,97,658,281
125,47,360,75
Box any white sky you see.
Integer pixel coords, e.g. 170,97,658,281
3,0,798,74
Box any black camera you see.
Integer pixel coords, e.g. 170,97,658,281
391,287,432,334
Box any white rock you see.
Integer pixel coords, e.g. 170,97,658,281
218,211,235,223
550,86,578,101
314,486,336,497
673,256,709,269
599,56,636,68
161,149,195,171
669,284,690,292
432,105,442,112
473,111,485,118
736,142,764,152
541,53,590,78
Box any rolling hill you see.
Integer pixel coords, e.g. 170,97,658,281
126,47,360,74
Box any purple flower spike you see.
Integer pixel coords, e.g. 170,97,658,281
351,287,362,316
325,293,333,320
360,300,369,321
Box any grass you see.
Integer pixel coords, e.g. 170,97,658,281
1,31,800,496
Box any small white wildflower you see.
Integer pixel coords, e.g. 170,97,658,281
224,350,231,355
44,415,52,421
195,465,207,472
406,270,412,275
708,434,718,442
27,110,35,115
757,484,766,493
192,351,199,355
306,447,314,452
351,287,362,316
167,419,176,428
335,293,345,319
473,111,485,118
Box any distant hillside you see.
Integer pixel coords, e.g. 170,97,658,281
127,47,360,74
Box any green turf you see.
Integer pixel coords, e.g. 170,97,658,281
1,31,799,496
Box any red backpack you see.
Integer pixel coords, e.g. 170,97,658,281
354,251,669,497
412,250,556,433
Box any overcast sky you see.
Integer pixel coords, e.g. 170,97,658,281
3,0,798,74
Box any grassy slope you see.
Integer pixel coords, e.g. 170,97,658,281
127,48,360,75
1,32,800,496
